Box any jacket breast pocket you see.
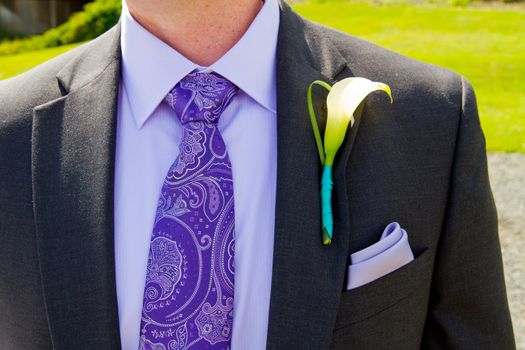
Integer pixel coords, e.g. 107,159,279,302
334,248,433,329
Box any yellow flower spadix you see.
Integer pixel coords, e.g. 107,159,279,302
323,77,392,166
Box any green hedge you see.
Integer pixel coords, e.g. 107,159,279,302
0,0,121,56
0,25,22,41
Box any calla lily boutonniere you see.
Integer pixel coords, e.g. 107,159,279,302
307,77,393,245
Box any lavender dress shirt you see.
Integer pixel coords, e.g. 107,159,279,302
114,1,279,349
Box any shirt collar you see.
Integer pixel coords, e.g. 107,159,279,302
121,0,279,129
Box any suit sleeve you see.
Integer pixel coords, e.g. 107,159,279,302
421,76,516,349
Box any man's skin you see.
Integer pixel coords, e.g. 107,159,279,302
126,0,264,66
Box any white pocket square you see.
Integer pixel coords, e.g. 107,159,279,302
346,222,414,290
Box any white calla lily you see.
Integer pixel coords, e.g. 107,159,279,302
307,77,392,245
324,77,392,166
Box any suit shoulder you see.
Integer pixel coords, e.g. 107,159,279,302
307,20,464,106
0,42,94,158
0,43,90,121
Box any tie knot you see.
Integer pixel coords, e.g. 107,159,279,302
165,71,239,125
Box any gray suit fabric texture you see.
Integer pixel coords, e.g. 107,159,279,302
0,1,515,349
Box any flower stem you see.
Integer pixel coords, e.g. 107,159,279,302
307,80,332,166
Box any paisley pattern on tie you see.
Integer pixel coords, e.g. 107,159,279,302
139,71,238,350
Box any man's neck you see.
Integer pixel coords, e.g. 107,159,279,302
126,0,264,67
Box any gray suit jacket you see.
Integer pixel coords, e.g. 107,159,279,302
0,2,515,349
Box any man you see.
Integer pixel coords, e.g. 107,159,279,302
0,0,515,348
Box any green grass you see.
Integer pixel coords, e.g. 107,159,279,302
0,43,81,80
293,0,525,152
1,1,524,151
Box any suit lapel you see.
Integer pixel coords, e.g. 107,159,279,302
266,2,362,349
32,24,122,349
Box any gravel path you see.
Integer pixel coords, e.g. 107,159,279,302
488,152,525,349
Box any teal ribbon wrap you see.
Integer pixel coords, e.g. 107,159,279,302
320,165,334,245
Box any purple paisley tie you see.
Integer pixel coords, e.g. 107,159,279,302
139,71,238,350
